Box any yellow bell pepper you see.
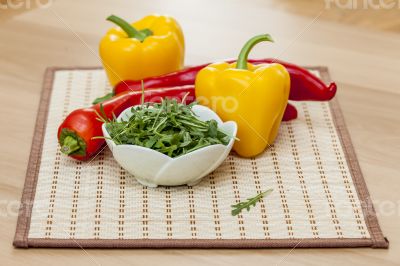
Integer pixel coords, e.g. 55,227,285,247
100,14,185,86
195,34,290,158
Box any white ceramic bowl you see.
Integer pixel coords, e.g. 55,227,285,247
102,104,237,187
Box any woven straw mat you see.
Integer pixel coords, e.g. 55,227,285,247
13,67,388,249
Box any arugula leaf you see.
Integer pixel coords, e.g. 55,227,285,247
231,189,273,216
105,97,231,158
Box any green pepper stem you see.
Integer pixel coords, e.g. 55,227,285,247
61,136,80,155
236,34,274,70
107,15,153,42
92,92,114,105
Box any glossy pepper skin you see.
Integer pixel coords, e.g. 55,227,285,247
195,35,290,158
58,86,195,161
106,58,337,122
99,14,185,86
113,58,336,101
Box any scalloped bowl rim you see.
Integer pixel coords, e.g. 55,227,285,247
102,104,237,160
101,104,237,187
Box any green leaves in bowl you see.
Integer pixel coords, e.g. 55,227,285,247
105,97,231,158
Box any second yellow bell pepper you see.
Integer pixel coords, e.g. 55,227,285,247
195,34,290,157
100,14,185,86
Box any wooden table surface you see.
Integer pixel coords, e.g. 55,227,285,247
1,0,399,265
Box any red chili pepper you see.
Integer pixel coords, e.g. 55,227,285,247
59,84,298,161
283,103,298,121
113,58,337,101
58,85,195,161
252,59,337,101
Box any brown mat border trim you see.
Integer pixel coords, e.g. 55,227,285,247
13,67,388,249
317,67,388,249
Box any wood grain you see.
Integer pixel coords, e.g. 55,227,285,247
0,0,399,265
264,0,400,33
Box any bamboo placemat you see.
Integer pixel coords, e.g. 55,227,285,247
13,67,388,249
